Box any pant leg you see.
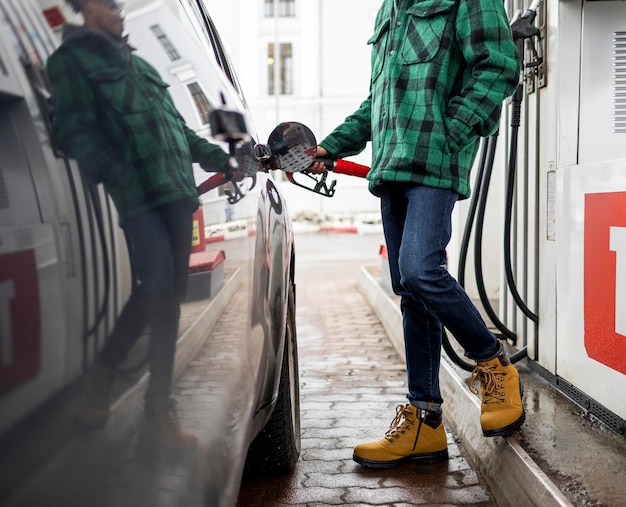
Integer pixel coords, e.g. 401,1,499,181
99,292,150,367
380,183,501,411
380,183,444,411
398,184,499,361
144,199,195,407
98,210,165,367
100,199,194,406
161,199,195,303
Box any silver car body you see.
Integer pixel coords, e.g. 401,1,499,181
0,0,300,504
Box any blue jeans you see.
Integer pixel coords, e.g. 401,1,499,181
100,198,196,407
380,183,500,412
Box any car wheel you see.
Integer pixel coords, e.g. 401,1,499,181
244,283,300,476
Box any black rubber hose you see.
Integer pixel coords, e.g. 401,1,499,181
442,329,475,372
473,134,518,341
63,157,89,370
503,88,539,324
105,196,119,319
457,137,489,288
474,136,528,361
84,182,112,344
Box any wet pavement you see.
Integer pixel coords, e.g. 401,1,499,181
237,232,497,506
241,230,626,507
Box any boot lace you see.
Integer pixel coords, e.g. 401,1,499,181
468,365,506,404
384,404,416,442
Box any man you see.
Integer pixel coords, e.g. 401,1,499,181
47,0,232,449
311,0,524,467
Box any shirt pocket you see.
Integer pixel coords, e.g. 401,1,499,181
87,67,151,114
367,18,391,83
140,69,179,117
402,0,456,64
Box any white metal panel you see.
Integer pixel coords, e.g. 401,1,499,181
555,0,582,169
0,225,65,434
552,0,626,421
534,0,562,370
556,159,626,420
579,2,626,165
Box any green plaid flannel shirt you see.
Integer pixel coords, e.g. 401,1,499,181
47,27,230,225
319,0,520,198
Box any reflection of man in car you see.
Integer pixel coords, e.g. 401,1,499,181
47,0,232,449
309,0,524,467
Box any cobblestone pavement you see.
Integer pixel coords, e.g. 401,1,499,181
237,234,496,506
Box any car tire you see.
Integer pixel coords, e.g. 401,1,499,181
244,283,301,476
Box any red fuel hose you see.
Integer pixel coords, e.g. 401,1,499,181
333,159,370,178
315,157,370,178
197,173,227,195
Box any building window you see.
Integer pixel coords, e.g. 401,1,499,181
267,43,293,95
187,82,213,124
150,24,180,61
265,0,295,18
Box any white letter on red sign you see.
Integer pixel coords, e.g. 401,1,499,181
610,226,626,337
0,280,15,368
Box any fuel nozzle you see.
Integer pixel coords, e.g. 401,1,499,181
511,0,542,40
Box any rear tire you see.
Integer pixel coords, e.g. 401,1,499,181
244,284,300,476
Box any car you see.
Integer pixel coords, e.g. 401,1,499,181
0,0,304,504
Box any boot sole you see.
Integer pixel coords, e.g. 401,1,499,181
482,410,525,437
352,449,449,469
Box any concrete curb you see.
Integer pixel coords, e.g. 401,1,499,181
358,266,573,507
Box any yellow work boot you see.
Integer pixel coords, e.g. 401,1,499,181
353,404,448,468
468,351,525,437
139,399,197,450
74,363,116,429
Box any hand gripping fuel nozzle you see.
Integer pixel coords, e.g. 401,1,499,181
511,0,542,41
510,0,544,71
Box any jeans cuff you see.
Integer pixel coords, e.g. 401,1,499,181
408,399,442,412
465,339,504,362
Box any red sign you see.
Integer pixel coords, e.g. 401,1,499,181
0,250,41,397
584,192,626,375
42,7,66,29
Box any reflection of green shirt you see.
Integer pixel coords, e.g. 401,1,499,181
320,0,520,199
47,25,230,225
